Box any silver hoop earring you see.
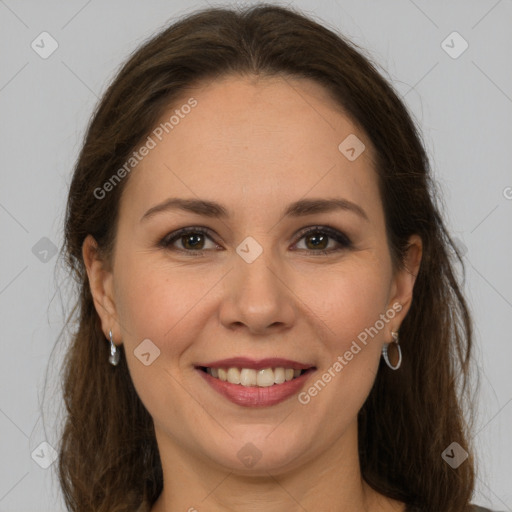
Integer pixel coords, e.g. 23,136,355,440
108,329,120,366
382,330,402,370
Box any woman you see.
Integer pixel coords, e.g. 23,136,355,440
57,4,497,512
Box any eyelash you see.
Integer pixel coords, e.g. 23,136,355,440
159,225,352,257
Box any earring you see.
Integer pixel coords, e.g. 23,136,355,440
108,328,120,366
382,330,402,370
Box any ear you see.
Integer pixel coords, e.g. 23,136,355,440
82,234,121,345
387,234,423,328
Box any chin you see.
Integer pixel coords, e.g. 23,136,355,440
203,434,309,476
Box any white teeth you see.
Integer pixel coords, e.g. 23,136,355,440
227,367,240,384
274,367,285,384
205,366,306,386
256,368,274,387
240,368,257,386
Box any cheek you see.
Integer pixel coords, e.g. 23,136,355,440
308,261,391,346
114,249,206,340
296,266,390,417
113,256,207,419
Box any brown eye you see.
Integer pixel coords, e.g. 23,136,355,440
180,233,205,250
294,226,352,255
160,227,218,253
160,225,352,256
304,232,329,251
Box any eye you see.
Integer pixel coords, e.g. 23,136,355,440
159,225,352,256
292,225,352,255
160,227,218,255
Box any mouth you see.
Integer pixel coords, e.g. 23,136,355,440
196,366,311,387
194,358,317,407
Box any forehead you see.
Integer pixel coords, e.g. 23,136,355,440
119,74,380,223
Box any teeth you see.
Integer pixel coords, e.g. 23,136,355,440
240,368,257,386
227,367,240,384
274,367,285,384
256,368,274,387
205,366,306,386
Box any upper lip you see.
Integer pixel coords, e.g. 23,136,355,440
195,357,316,371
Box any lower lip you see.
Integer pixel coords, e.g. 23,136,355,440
196,368,316,407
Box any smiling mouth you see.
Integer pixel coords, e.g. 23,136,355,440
196,366,312,387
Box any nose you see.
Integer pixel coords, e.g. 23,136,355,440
218,251,297,336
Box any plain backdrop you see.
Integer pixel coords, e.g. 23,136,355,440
0,1,511,510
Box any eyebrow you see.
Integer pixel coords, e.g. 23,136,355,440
140,197,369,223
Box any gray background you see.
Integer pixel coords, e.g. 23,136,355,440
1,0,511,510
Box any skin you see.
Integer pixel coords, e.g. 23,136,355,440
83,74,422,512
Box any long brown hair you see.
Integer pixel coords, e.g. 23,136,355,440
55,4,477,511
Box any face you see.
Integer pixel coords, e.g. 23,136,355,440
84,74,421,476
